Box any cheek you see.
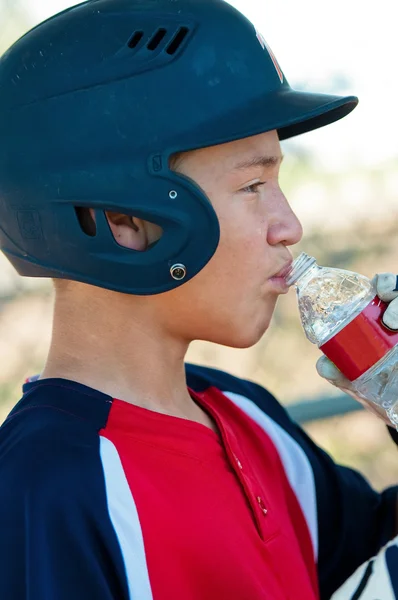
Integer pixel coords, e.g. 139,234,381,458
194,226,269,312
218,213,269,272
162,223,277,347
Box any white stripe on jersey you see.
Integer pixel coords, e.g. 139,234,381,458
100,436,153,600
224,391,318,559
331,538,398,599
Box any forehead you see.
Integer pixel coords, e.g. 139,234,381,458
177,130,282,176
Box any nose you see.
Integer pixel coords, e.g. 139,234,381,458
266,192,303,247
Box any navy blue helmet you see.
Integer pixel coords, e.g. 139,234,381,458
0,0,357,295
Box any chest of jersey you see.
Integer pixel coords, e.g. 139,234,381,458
100,390,319,600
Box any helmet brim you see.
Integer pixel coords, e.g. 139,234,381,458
175,89,358,151
275,89,358,141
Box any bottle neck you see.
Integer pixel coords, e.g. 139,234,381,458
285,253,318,287
294,263,320,289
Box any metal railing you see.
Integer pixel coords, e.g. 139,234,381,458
286,393,362,424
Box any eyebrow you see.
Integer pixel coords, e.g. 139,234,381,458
232,155,284,171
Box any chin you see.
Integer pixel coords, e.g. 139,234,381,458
192,295,277,348
206,314,272,349
228,325,270,349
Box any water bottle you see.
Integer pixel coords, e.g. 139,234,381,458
285,252,398,426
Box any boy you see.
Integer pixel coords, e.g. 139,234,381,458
0,0,397,598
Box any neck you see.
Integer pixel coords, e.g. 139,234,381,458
41,286,200,421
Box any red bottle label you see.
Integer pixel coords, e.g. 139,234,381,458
320,296,398,381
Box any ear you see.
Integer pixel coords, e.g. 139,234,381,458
105,211,148,251
88,209,162,251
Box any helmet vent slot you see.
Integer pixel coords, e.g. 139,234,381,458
147,28,167,51
75,207,97,237
127,31,144,49
127,27,190,55
166,27,189,55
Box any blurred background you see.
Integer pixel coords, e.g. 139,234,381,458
1,0,397,489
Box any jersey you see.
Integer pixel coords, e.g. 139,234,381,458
0,364,397,600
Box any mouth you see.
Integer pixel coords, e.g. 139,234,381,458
270,260,293,280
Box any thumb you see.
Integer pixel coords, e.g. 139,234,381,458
316,355,352,388
376,273,398,302
383,296,398,331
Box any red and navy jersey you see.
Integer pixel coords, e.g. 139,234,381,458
0,364,397,600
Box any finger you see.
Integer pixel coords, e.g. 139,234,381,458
316,355,351,388
383,296,398,330
376,273,398,302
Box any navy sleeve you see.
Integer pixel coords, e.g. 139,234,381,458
186,363,398,600
291,420,397,598
0,405,129,600
388,425,398,447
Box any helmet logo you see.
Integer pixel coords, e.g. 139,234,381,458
255,29,284,84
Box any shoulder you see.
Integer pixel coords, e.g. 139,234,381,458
0,385,130,600
0,384,119,561
0,384,106,507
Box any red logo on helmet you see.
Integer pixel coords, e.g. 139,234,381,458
255,29,284,84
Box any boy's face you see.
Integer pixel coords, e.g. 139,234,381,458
153,129,303,348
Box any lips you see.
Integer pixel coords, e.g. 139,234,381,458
271,260,293,279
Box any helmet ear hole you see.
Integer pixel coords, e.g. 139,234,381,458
104,211,164,252
75,207,97,237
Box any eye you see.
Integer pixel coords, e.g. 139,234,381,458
241,182,266,194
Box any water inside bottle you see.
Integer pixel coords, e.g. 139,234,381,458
286,253,375,345
302,272,375,345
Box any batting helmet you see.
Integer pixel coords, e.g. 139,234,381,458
0,0,358,295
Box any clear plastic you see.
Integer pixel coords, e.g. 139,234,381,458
286,252,398,426
285,253,375,345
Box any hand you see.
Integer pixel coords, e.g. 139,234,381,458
316,273,398,425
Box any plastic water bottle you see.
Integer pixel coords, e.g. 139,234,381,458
285,252,398,426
